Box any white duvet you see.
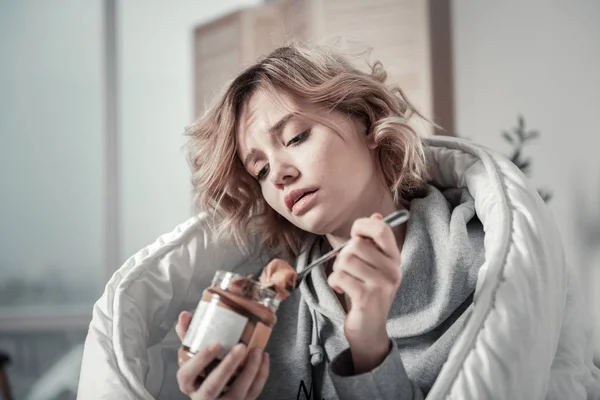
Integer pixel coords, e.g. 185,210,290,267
77,137,600,399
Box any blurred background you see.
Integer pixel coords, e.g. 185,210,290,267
0,1,598,399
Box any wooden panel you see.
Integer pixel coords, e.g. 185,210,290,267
279,0,310,43
244,5,285,66
242,0,311,66
428,0,454,134
192,0,453,136
319,0,434,135
193,12,242,117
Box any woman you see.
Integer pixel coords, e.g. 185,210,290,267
78,44,600,400
176,44,481,399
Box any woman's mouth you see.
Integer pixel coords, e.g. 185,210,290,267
291,190,317,216
284,188,318,216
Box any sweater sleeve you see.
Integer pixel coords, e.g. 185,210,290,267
328,340,425,400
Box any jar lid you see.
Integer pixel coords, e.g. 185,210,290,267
212,270,280,311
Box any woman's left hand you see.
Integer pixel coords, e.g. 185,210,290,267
327,212,403,373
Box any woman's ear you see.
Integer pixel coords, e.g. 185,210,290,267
365,132,378,150
355,116,377,149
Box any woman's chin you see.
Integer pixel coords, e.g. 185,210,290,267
292,208,333,235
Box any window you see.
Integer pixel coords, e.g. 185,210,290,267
0,1,105,397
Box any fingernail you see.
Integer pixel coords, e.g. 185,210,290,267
234,343,247,353
251,348,263,360
208,342,221,353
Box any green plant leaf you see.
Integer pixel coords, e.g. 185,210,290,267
526,130,539,140
518,160,531,174
510,149,522,164
538,190,552,203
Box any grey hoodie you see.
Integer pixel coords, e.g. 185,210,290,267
259,185,485,400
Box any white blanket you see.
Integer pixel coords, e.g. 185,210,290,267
77,137,600,399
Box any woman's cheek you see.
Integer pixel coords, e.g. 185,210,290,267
263,191,283,215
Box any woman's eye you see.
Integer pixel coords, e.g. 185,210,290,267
286,130,309,147
256,164,269,181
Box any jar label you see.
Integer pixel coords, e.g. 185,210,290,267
247,322,272,350
183,298,249,359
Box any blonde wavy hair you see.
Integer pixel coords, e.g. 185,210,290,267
185,43,430,259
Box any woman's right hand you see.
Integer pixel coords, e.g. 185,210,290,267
175,311,270,400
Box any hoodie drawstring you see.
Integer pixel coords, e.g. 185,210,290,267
309,307,324,366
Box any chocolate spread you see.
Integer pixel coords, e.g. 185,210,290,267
179,261,297,391
258,259,297,300
180,272,278,391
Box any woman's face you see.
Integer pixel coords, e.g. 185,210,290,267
236,89,388,236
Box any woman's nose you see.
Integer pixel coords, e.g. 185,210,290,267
268,159,299,188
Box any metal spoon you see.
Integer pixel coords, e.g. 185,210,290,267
293,209,410,289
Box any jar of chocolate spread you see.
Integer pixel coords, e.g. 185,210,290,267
181,270,279,388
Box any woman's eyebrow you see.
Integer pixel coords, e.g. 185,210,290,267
243,149,258,169
243,113,297,168
268,113,295,135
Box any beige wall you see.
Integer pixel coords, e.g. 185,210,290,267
452,1,600,361
118,0,261,259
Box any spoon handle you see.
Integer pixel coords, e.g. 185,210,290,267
294,209,410,288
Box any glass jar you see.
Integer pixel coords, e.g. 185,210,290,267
181,271,279,389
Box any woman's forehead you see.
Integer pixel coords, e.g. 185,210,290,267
236,90,304,150
239,90,299,132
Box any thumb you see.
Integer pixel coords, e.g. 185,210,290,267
176,311,193,341
371,212,383,220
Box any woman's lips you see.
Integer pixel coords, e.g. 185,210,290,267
291,190,317,216
284,187,318,212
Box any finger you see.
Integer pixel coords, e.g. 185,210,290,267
327,269,365,302
176,311,193,340
246,352,270,400
225,348,263,398
338,237,389,276
178,346,191,367
176,342,221,395
333,248,373,284
371,212,383,220
343,237,400,284
196,343,247,399
351,217,399,259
